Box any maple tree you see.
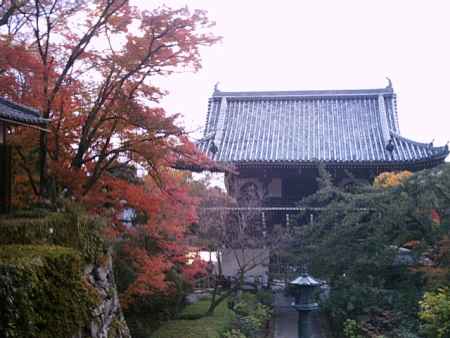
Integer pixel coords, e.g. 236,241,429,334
115,170,206,305
0,0,218,201
0,0,219,308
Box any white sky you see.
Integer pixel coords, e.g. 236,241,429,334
135,0,450,148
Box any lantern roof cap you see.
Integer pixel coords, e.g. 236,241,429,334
290,273,321,286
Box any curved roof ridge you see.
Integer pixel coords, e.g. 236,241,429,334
213,87,394,98
390,131,444,148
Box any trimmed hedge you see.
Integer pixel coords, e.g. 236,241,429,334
0,245,99,338
151,298,235,338
0,209,106,263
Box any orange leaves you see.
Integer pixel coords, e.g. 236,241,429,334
112,169,203,303
0,1,218,205
373,171,413,189
120,246,172,306
181,257,207,282
1,0,218,304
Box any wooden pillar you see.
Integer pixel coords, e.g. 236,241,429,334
0,121,5,144
0,140,12,214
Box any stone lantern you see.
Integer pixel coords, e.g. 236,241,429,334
289,271,321,337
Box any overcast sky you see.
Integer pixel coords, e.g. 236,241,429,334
136,0,450,148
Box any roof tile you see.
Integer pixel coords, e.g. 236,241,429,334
199,88,448,164
0,97,49,125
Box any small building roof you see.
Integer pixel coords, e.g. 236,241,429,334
0,97,49,126
198,86,448,167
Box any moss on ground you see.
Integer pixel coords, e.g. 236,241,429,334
0,245,99,338
151,298,235,338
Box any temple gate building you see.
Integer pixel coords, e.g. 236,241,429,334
197,83,448,227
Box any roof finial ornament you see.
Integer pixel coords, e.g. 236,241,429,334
214,82,220,94
386,138,394,152
386,77,393,89
209,141,218,157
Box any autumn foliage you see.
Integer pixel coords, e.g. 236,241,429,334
373,170,413,189
115,171,208,305
0,0,218,304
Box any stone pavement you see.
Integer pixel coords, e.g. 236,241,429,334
273,291,329,338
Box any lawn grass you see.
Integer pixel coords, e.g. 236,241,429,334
151,298,235,338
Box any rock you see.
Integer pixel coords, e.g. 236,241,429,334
76,250,131,338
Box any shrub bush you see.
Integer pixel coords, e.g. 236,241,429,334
0,245,99,338
343,319,363,338
419,287,450,338
232,292,271,338
0,206,106,263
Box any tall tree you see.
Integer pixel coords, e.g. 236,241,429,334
0,0,219,308
0,0,218,202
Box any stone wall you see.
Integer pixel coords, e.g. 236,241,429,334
80,251,131,338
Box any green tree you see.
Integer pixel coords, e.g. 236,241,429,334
286,164,450,337
419,287,450,338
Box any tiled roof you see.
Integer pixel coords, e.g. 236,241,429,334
198,86,448,165
0,97,49,125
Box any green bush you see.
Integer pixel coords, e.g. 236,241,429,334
343,319,363,338
419,287,450,338
0,245,99,338
232,292,271,338
121,271,190,338
151,299,235,338
0,207,106,263
237,303,271,338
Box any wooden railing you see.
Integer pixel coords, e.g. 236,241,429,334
202,206,324,227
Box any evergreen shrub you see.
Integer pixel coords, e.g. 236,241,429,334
0,245,99,338
0,207,106,263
